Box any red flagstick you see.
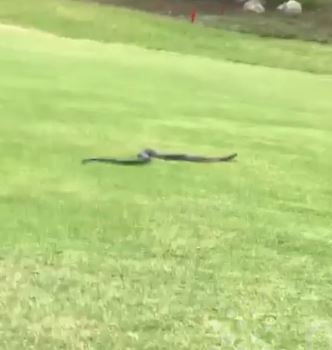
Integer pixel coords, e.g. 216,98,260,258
191,8,197,23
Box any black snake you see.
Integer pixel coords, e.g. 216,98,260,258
82,148,237,166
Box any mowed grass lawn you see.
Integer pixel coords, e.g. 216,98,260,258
0,9,332,350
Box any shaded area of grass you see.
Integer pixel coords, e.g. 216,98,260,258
90,0,332,44
201,9,332,44
0,0,332,74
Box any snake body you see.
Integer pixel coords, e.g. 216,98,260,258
82,148,237,166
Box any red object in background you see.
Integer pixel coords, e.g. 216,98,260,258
191,8,197,23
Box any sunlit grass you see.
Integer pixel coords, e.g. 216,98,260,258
0,2,331,349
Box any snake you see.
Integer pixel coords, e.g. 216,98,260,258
82,148,237,166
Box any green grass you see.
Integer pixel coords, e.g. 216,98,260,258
1,0,332,74
0,1,332,349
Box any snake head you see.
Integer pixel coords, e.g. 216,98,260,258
142,148,157,157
